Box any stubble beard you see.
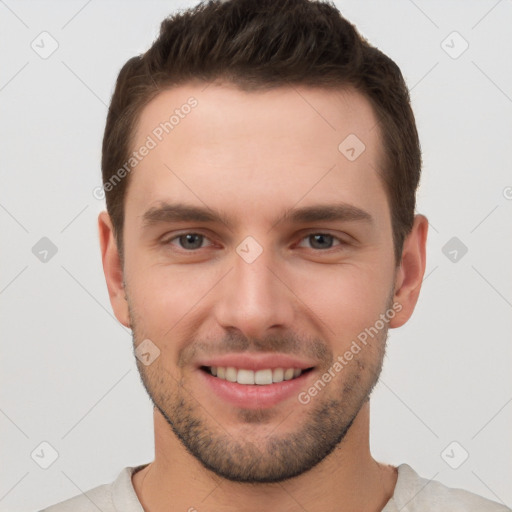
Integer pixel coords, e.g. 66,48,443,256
128,300,389,483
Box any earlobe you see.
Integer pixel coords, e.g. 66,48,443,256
98,211,131,328
389,214,429,328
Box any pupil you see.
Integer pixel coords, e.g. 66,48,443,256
311,234,332,249
181,234,202,249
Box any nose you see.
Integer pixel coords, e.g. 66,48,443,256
213,244,296,340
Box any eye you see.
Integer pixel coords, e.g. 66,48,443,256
164,232,213,251
162,231,348,253
297,233,344,250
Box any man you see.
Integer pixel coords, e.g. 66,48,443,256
41,0,509,510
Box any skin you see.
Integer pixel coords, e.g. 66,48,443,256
99,83,428,511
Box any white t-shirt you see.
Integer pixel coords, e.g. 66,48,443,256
39,463,510,511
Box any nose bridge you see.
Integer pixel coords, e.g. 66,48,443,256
214,240,294,337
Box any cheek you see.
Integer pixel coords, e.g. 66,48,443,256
296,263,392,338
126,263,220,351
127,254,200,312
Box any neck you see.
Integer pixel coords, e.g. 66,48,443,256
132,402,397,512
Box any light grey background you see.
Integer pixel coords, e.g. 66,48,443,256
1,1,511,511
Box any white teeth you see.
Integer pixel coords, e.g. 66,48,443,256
255,369,273,385
208,366,304,385
272,368,284,383
284,368,295,381
237,369,255,385
225,367,237,382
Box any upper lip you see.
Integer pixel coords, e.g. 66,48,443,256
197,353,316,371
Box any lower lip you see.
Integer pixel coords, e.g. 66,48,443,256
198,368,313,409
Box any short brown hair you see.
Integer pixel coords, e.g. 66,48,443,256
102,0,421,266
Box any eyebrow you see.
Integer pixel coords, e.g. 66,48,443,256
140,201,373,231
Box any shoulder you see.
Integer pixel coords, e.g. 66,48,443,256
387,464,511,512
39,466,145,512
39,480,114,512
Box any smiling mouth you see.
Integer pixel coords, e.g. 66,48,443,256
200,366,314,385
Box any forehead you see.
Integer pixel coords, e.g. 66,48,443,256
125,83,388,229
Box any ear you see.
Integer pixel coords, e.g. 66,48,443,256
98,211,131,328
389,214,428,328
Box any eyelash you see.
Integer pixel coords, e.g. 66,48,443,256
161,231,349,253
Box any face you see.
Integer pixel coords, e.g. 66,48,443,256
118,83,400,482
